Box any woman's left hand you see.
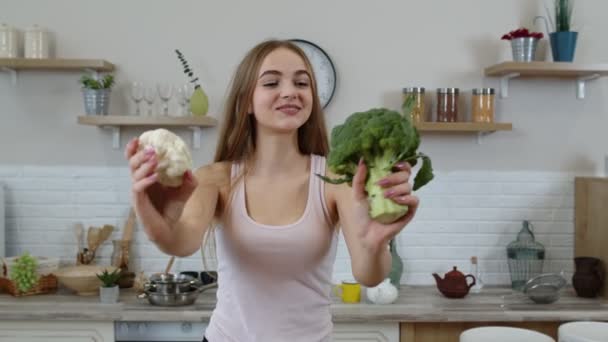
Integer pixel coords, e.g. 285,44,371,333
350,158,419,252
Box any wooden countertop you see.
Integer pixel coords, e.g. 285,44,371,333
0,286,606,323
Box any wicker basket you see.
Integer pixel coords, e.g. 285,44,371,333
0,257,59,297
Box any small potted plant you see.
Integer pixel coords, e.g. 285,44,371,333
79,74,114,115
501,27,544,62
175,49,208,116
535,0,577,62
96,268,121,304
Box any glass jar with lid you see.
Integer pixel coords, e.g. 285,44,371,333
402,87,426,123
436,88,459,122
472,88,495,123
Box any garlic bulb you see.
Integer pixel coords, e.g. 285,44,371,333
366,278,399,304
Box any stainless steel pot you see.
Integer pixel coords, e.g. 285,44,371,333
139,281,217,306
146,273,201,294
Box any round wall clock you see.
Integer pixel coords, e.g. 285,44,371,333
290,39,337,109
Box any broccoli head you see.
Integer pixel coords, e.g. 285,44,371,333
319,108,434,224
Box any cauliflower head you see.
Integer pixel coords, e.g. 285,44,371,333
137,128,193,187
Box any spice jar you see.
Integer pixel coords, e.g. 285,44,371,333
472,88,495,123
402,87,426,123
436,88,459,122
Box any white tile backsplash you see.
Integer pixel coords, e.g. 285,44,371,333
0,165,577,285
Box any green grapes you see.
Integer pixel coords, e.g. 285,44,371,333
10,252,39,293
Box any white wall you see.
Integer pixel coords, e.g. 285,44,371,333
1,0,607,171
2,0,607,284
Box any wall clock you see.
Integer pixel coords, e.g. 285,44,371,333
290,39,337,109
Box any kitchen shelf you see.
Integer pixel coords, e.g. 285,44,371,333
0,58,114,85
484,61,608,99
415,122,512,133
77,115,218,149
415,122,512,144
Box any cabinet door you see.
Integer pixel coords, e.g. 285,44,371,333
0,320,114,342
333,322,399,342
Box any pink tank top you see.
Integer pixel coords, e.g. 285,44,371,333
205,154,338,342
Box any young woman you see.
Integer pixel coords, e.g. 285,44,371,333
125,39,419,342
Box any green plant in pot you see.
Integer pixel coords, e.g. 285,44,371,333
535,0,577,62
96,268,121,303
9,252,39,294
175,49,208,116
79,74,115,115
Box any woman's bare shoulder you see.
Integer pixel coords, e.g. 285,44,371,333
193,161,232,187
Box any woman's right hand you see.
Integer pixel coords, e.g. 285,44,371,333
125,137,198,227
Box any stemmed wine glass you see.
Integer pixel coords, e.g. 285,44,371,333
157,83,173,116
143,87,156,116
177,84,194,116
130,82,144,116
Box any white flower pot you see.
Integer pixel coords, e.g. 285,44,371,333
99,285,119,304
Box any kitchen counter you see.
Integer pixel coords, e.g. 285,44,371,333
0,286,606,323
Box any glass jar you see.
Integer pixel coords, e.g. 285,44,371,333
436,88,459,122
402,87,426,123
472,88,495,123
506,220,545,291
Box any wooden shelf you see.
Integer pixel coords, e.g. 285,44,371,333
77,115,218,149
415,122,512,133
484,62,608,99
77,115,217,127
0,58,114,71
484,61,608,78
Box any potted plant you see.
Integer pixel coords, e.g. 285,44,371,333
79,74,114,115
501,28,544,62
96,268,121,304
175,49,208,116
535,0,577,62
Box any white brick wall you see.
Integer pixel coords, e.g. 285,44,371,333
0,165,578,286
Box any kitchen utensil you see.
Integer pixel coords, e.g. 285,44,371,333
98,225,114,245
432,266,476,298
522,273,566,304
73,222,84,252
165,256,175,274
138,282,217,306
122,208,136,241
147,272,200,294
87,227,100,251
574,177,608,298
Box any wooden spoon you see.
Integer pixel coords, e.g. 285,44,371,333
165,256,175,274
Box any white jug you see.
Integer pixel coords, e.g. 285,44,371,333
0,23,18,58
24,24,50,59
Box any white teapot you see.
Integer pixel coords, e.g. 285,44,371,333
366,278,399,304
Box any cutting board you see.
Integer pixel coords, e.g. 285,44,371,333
574,177,608,298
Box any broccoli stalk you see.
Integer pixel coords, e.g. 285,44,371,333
318,108,434,224
366,150,408,223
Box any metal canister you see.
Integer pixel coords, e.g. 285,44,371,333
402,87,426,123
436,88,459,122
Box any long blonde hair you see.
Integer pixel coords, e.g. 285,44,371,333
201,40,331,272
214,39,329,163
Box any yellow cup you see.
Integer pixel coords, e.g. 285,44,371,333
334,281,361,303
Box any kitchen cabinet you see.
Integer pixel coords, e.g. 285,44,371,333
77,115,218,149
333,322,399,342
484,61,608,99
0,321,114,342
400,322,559,342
